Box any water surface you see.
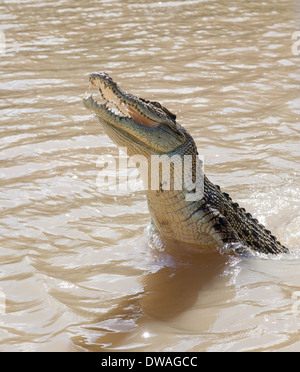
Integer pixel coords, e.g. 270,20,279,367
0,0,299,351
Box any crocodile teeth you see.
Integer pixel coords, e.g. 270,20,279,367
118,101,130,116
95,97,108,106
84,91,92,99
92,91,108,106
106,101,129,117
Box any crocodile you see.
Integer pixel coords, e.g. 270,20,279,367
83,72,289,255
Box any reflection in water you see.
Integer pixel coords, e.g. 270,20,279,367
0,0,299,352
140,250,227,321
74,248,231,351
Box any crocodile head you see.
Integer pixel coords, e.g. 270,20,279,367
83,72,190,156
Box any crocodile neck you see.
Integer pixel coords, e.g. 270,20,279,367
143,139,288,254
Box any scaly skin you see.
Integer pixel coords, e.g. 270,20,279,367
83,72,289,255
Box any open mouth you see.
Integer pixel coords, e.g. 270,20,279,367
84,73,160,128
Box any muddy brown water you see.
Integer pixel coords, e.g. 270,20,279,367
0,0,299,352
